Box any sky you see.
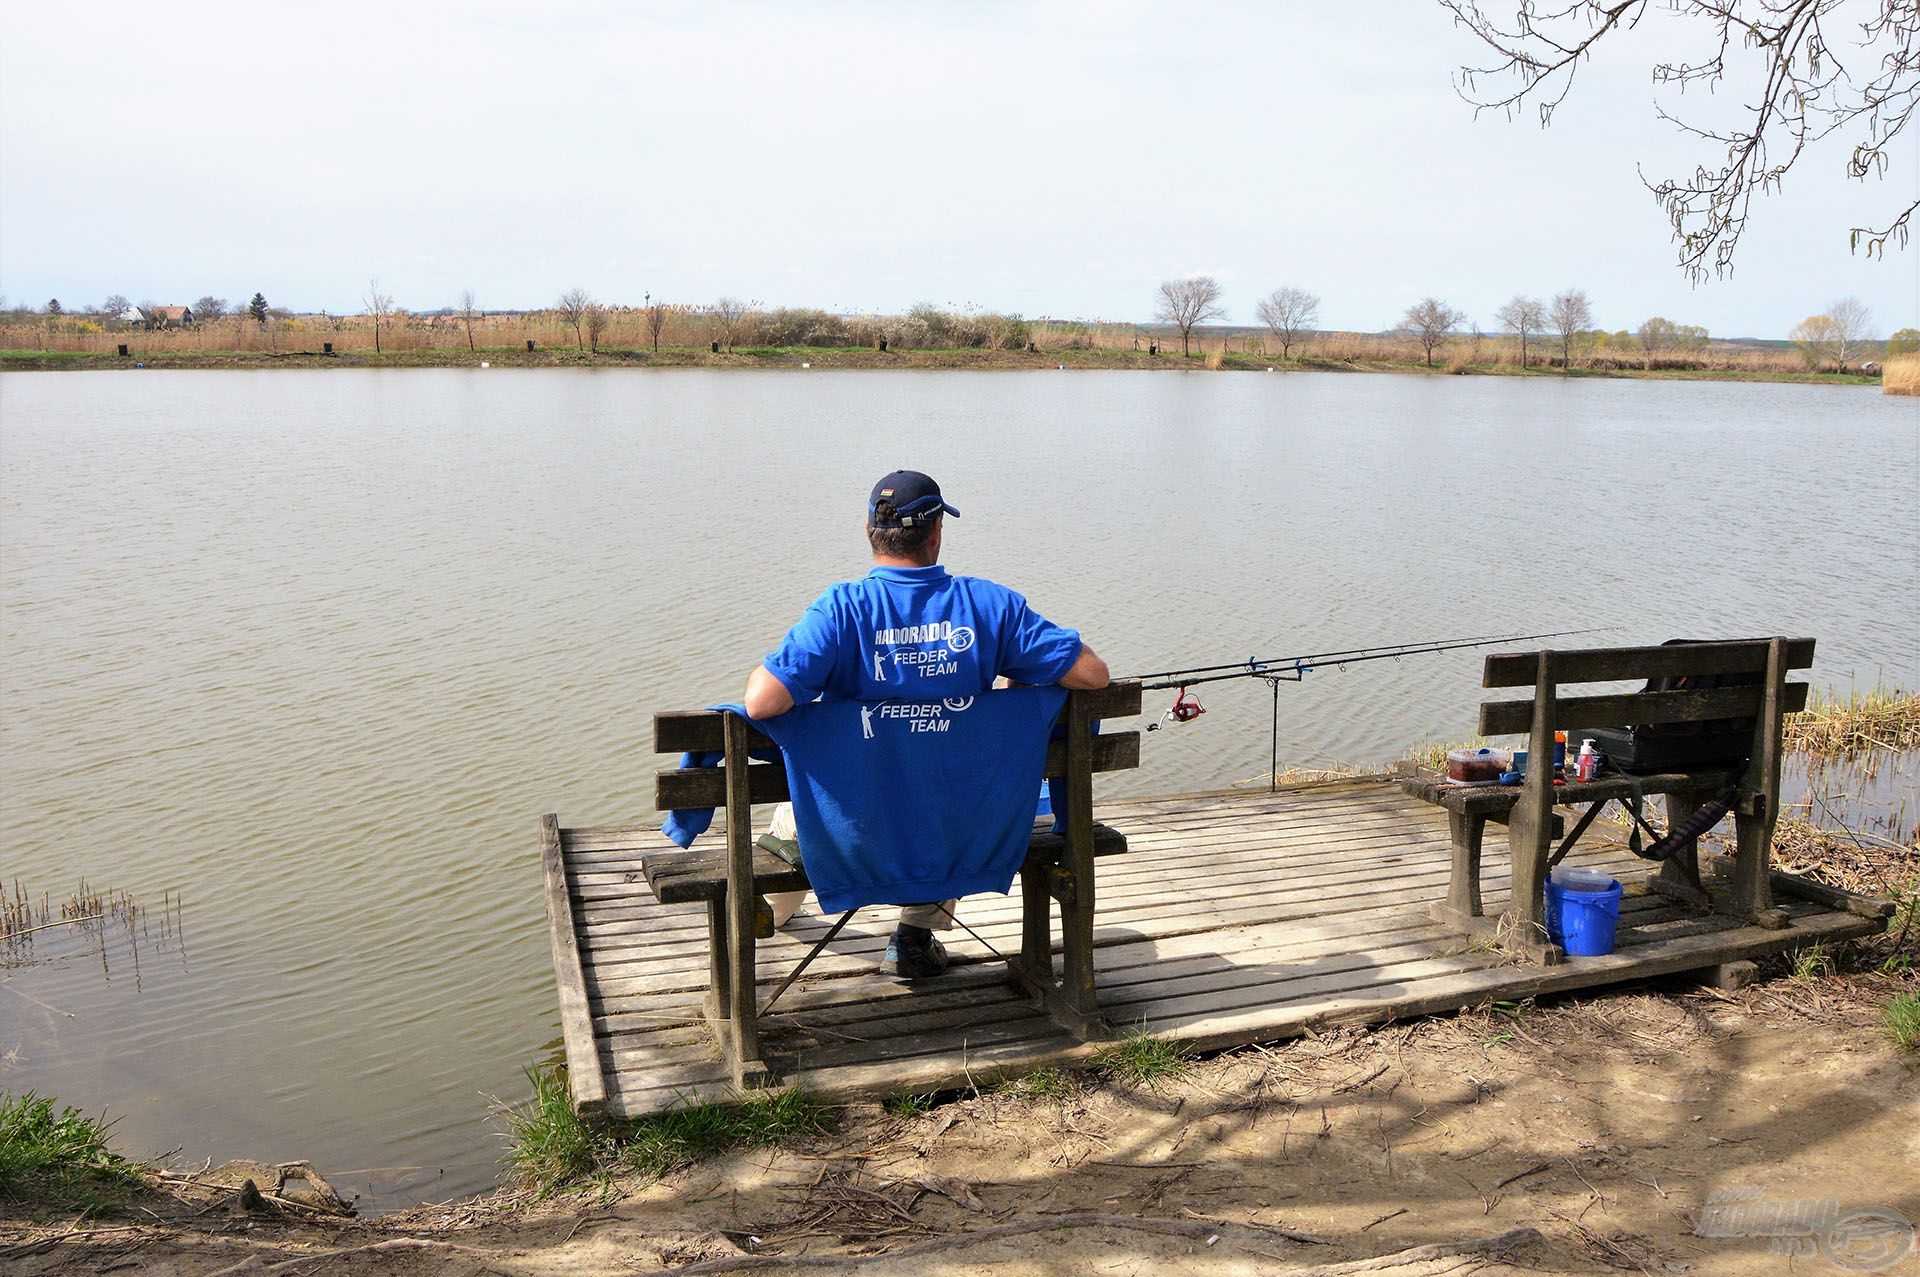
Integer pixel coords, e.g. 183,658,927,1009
3,0,1916,338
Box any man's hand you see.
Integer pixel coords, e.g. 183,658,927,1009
1058,643,1110,691
743,665,795,719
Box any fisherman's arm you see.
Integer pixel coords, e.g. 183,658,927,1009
1057,643,1109,690
749,597,837,718
743,664,796,718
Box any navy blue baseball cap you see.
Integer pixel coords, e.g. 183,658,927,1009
868,470,960,528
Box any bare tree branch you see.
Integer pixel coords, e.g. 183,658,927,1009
1446,0,1919,279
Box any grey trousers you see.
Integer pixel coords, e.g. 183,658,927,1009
763,803,958,931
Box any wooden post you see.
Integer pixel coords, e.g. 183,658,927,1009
1728,637,1788,927
722,711,769,1086
1055,690,1110,1037
1504,652,1561,960
538,814,607,1117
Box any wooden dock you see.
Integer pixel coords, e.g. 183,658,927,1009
543,778,1886,1119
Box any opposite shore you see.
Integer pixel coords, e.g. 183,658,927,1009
0,344,1887,385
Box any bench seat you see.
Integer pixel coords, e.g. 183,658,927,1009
643,819,1131,904
1400,768,1745,817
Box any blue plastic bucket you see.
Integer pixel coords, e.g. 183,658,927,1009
1545,871,1624,956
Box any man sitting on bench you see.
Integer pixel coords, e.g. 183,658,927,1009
742,469,1110,979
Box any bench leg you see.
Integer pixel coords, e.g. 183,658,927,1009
1014,859,1051,992
1650,790,1713,911
1056,887,1107,1039
1723,809,1788,929
704,898,731,1022
1430,809,1487,931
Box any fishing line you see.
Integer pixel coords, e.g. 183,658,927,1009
1128,627,1607,793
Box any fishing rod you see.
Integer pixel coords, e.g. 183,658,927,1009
1125,628,1605,792
1130,629,1601,692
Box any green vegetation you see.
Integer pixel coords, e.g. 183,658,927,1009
882,1091,940,1118
501,1067,607,1192
1883,992,1920,1051
0,1092,143,1211
1789,944,1834,982
995,1066,1076,1100
1094,1024,1193,1087
502,1066,833,1195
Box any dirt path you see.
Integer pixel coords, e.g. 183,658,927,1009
6,977,1915,1275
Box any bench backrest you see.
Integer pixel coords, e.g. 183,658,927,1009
653,680,1144,812
1476,638,1813,737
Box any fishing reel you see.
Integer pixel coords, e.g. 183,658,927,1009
1147,686,1206,731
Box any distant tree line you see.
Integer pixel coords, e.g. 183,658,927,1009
2,281,1897,375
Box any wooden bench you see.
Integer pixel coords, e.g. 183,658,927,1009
648,680,1142,1088
1402,638,1815,961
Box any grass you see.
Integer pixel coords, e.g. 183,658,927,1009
0,1092,144,1211
502,1066,833,1194
501,1067,609,1192
1094,1024,1193,1087
994,1066,1077,1100
1884,992,1920,1049
1789,943,1834,981
882,1092,939,1118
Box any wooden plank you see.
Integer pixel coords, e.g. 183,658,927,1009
1479,682,1809,736
539,814,607,1117
591,892,1769,1045
578,839,1652,977
634,821,1131,906
656,732,1140,811
653,680,1144,752
600,907,1879,1117
556,779,1885,1121
1482,638,1815,687
1151,908,1876,1054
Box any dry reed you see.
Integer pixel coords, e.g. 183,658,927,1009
1785,688,1920,758
1885,354,1920,396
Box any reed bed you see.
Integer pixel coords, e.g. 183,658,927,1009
1885,353,1920,395
1785,688,1920,759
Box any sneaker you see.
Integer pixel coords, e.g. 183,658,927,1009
884,925,950,980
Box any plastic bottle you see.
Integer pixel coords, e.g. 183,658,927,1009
1553,730,1568,775
1576,738,1598,781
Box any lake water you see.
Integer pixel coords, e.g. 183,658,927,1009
2,369,1915,1209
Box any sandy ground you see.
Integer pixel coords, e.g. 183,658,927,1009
5,974,1916,1276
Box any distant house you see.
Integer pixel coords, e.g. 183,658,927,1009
115,305,147,326
150,305,193,328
